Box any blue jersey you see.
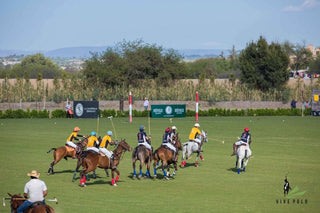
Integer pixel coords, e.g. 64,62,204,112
137,132,147,143
162,133,170,143
240,132,251,143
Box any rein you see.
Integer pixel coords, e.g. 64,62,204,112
113,142,130,161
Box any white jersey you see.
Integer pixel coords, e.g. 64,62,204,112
24,179,47,202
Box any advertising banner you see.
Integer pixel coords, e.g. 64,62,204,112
73,101,99,118
151,104,186,118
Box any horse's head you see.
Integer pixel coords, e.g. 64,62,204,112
7,193,24,213
118,139,132,152
77,136,89,149
174,138,182,151
200,131,208,143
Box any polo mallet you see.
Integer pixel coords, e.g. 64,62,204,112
148,110,151,136
2,197,58,206
96,115,100,135
108,116,117,139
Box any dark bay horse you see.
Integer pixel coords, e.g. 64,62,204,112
47,136,88,175
132,139,153,179
79,139,132,187
153,136,182,180
7,193,55,213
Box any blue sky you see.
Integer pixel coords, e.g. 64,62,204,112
0,0,319,51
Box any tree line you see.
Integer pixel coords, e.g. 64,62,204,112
0,37,320,93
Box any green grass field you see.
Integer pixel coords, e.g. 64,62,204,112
0,116,319,213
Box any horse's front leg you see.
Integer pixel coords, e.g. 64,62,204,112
153,159,158,178
195,152,200,167
72,158,82,182
111,168,120,186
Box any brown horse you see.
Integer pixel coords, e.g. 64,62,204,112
153,135,182,180
132,138,153,179
79,139,132,187
47,136,88,175
6,193,55,213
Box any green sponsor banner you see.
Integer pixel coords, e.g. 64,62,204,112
151,104,186,118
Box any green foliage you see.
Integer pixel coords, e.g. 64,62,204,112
239,36,290,91
51,109,66,118
309,55,320,74
11,53,63,78
82,40,187,87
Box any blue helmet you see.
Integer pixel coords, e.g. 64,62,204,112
90,131,97,136
140,126,144,131
107,131,113,136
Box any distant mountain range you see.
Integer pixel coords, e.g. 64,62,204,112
0,46,229,60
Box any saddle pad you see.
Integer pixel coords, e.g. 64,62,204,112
65,146,74,152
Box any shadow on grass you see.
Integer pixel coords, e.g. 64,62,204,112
227,167,238,173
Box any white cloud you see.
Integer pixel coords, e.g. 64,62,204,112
283,0,320,12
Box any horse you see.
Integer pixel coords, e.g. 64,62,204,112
235,144,251,174
47,136,88,175
79,139,132,187
6,193,55,213
181,130,208,167
72,137,109,182
153,135,182,180
132,138,153,179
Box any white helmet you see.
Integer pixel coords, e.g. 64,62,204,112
172,126,177,130
194,123,200,127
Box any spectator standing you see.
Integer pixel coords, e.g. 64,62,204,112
65,101,73,118
290,100,297,109
143,97,149,110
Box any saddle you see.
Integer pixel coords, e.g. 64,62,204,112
31,201,44,208
80,150,97,158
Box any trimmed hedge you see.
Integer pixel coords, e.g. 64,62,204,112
0,108,313,119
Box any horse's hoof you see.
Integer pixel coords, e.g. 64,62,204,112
72,179,75,182
138,175,142,179
164,176,169,180
79,183,86,187
195,163,198,167
112,184,118,187
132,175,136,180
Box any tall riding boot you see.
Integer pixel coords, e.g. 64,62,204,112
172,151,177,162
231,143,237,156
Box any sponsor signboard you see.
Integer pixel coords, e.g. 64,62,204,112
73,101,99,118
151,104,186,118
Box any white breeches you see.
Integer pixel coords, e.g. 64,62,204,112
99,148,113,158
235,140,249,147
163,143,176,152
87,147,99,153
190,138,201,144
139,142,152,150
66,141,77,149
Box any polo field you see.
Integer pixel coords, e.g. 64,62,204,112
0,116,319,213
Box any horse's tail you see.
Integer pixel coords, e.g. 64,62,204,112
153,149,159,161
47,148,56,154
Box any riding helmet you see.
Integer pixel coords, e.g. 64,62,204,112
73,127,80,132
165,127,170,132
244,127,249,132
194,123,200,127
140,126,144,131
172,126,177,130
107,131,113,136
90,131,97,136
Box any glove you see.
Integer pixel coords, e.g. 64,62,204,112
115,140,119,144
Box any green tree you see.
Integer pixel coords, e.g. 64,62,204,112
11,53,62,78
239,36,290,91
309,55,320,74
82,40,187,87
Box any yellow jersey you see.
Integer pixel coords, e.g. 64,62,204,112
100,135,112,149
67,132,79,142
87,136,99,148
188,127,201,140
